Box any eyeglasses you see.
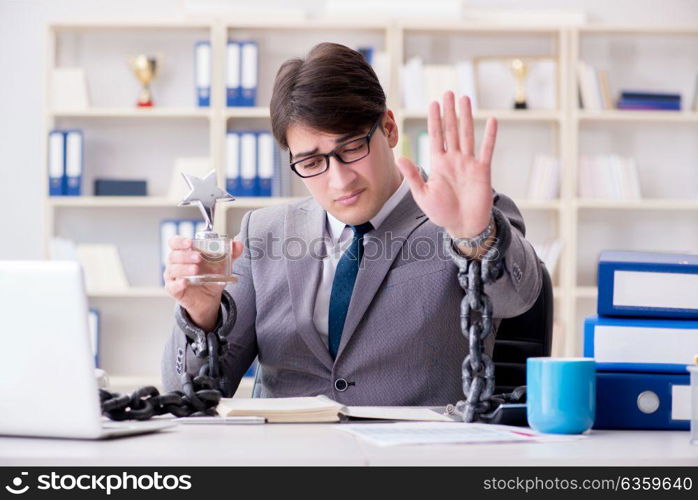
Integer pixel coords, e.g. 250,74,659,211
288,116,382,178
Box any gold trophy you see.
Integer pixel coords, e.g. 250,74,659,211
129,54,159,107
510,58,529,110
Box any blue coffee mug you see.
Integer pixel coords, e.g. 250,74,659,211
527,357,596,434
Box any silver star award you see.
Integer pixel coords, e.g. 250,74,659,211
178,170,234,232
178,170,237,284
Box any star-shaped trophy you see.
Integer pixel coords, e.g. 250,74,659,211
178,170,237,284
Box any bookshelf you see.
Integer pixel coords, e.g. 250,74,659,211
44,19,698,389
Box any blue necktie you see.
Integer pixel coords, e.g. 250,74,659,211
328,221,374,359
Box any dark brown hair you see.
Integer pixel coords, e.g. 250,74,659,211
270,42,386,150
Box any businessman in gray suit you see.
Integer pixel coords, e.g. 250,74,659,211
162,43,543,405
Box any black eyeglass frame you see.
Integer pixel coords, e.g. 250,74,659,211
288,116,383,178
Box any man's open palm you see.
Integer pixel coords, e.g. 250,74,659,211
397,91,497,239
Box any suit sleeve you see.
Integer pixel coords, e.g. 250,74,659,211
483,191,544,319
161,209,258,395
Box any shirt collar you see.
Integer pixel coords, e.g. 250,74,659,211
326,175,410,244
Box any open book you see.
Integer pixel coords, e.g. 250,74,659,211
216,395,455,423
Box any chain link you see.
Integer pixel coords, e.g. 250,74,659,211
100,289,237,421
444,207,527,423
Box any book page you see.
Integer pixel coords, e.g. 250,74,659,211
341,406,454,422
218,395,343,415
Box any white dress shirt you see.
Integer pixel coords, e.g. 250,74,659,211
312,176,411,347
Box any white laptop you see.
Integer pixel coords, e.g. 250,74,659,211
0,260,176,439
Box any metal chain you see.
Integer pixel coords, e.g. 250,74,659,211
100,289,237,421
444,207,527,423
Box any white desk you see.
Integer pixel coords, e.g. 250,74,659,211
1,423,697,466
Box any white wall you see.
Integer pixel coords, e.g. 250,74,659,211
1,0,698,260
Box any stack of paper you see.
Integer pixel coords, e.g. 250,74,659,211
338,422,585,446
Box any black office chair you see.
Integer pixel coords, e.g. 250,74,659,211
491,259,554,394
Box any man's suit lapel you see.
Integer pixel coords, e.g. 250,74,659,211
336,172,429,360
285,198,334,370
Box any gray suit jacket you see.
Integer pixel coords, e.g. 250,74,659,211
162,187,542,406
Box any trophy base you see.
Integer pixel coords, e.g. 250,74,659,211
513,101,528,110
184,274,239,285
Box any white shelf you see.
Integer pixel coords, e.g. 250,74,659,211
48,196,304,209
224,107,271,119
577,110,698,123
578,25,698,35
50,108,212,119
398,21,562,34
226,19,389,30
401,109,563,122
51,20,213,31
49,196,180,208
575,199,698,210
513,199,561,210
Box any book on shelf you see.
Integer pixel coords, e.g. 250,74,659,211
526,154,560,200
578,154,641,200
51,67,89,110
358,46,390,94
577,61,612,111
401,57,426,111
425,65,457,108
195,41,211,107
597,68,612,110
160,218,207,284
216,395,454,423
226,40,258,107
226,130,289,197
617,90,681,111
401,57,478,112
48,129,83,196
94,179,147,196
